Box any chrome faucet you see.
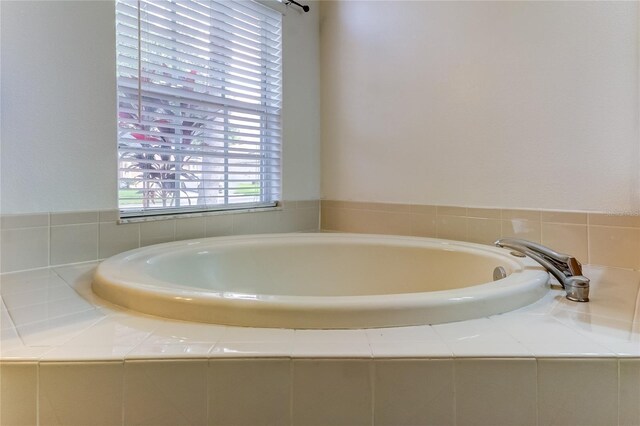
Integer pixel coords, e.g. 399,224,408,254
494,238,590,302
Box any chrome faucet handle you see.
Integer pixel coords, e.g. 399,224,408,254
495,238,583,276
494,238,589,302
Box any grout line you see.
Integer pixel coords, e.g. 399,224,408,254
535,358,540,426
121,360,125,426
46,213,51,271
617,359,621,426
534,358,539,426
451,357,457,426
587,213,592,266
289,358,294,426
95,221,100,263
36,362,40,426
370,359,375,426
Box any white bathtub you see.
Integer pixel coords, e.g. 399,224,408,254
92,233,550,329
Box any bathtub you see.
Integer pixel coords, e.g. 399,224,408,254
92,233,550,329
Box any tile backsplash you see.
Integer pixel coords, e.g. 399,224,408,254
0,201,319,273
321,200,640,270
3,198,639,273
2,357,637,426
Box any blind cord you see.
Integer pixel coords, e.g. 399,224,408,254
137,0,141,122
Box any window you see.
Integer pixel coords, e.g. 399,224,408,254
116,0,282,218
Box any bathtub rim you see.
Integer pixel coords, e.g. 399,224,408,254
92,233,550,328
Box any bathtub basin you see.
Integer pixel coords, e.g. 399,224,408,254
92,233,549,329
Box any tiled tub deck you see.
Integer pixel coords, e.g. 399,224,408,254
1,262,639,425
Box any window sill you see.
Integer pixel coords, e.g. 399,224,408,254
118,205,282,224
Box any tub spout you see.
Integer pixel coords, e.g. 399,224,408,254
494,238,590,302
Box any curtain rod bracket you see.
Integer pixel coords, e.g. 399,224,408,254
285,0,309,13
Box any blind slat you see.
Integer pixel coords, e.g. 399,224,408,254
118,168,281,176
116,24,282,80
117,10,281,65
139,0,282,50
117,46,281,91
117,128,281,149
118,77,281,114
118,107,282,134
120,145,282,162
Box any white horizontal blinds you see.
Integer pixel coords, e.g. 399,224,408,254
116,0,282,217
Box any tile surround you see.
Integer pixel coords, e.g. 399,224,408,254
8,199,637,273
321,200,640,270
2,202,640,425
0,262,639,425
0,201,320,273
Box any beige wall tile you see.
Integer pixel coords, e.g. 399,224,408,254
541,211,587,225
124,360,207,426
541,223,588,263
502,209,541,221
374,360,454,426
359,202,412,212
320,200,344,210
589,213,640,228
538,359,618,426
98,222,139,259
278,201,294,210
410,213,437,238
39,362,124,426
0,362,38,426
1,213,49,229
51,211,99,226
99,210,120,222
231,212,261,235
209,359,291,426
455,359,537,426
619,359,640,426
321,208,412,235
501,219,541,243
437,206,467,216
410,204,437,215
293,207,320,231
467,208,501,219
140,220,176,247
292,360,372,426
589,226,640,269
321,206,339,230
175,217,206,241
333,200,370,210
296,199,320,209
322,200,411,212
205,215,233,237
50,224,98,265
1,227,49,272
467,218,501,245
437,215,468,241
254,210,297,234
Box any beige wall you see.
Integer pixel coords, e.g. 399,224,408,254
320,1,639,213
